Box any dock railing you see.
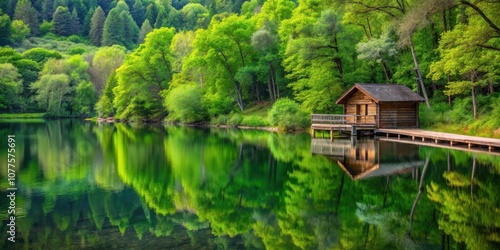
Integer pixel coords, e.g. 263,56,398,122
311,114,377,125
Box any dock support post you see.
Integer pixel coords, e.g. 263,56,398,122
412,136,415,141
311,129,315,138
435,139,438,144
398,134,400,139
489,146,492,152
468,143,472,149
351,126,357,137
330,129,333,142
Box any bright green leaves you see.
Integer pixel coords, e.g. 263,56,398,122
189,14,257,112
164,83,206,123
0,63,23,111
283,7,353,113
113,27,176,120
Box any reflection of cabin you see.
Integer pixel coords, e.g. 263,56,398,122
311,138,424,180
336,84,425,129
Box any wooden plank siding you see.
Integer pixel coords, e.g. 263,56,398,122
379,102,418,128
345,91,377,124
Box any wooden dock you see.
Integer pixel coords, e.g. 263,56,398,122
311,114,377,140
376,129,500,153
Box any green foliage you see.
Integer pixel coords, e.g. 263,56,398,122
74,80,97,116
14,0,39,35
22,48,62,64
67,47,86,55
89,7,106,46
164,83,206,123
95,71,118,117
113,27,176,120
52,6,72,36
240,115,269,127
267,98,310,130
0,63,23,111
11,20,31,44
39,20,52,36
0,14,12,46
31,73,71,116
138,19,153,44
101,8,124,46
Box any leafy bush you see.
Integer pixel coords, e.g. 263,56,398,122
39,20,52,36
22,48,62,64
67,35,83,43
164,84,207,123
268,98,310,131
68,47,86,55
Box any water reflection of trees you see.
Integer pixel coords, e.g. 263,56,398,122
1,121,499,249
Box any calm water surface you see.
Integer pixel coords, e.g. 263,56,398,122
0,120,499,249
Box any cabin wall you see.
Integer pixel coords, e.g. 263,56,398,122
378,102,418,128
345,91,377,124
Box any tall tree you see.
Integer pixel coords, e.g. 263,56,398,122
10,20,30,44
101,8,124,46
31,74,71,116
41,0,54,21
120,11,139,49
70,7,81,35
89,6,105,46
0,13,12,46
189,14,256,112
138,19,153,44
0,63,22,112
52,6,73,36
90,45,126,96
131,0,145,27
13,0,39,35
113,27,176,120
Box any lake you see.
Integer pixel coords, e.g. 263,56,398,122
1,120,499,249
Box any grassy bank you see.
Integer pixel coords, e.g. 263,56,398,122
419,96,500,138
0,113,46,119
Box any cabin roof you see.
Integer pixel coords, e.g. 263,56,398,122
336,84,425,104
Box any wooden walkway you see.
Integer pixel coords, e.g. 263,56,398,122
311,114,376,140
376,129,500,152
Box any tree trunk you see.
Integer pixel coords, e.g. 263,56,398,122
489,80,494,94
471,73,477,119
409,38,431,109
381,60,391,82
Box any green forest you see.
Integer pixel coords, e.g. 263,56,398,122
0,0,499,136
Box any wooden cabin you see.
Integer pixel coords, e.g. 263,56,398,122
336,84,425,129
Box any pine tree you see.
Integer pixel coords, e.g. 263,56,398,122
154,7,167,28
0,14,12,46
13,0,39,35
82,7,96,36
138,19,152,44
41,0,54,21
89,7,105,46
52,6,72,36
0,0,12,17
101,8,124,46
131,0,145,26
71,7,81,35
121,11,139,49
145,3,158,26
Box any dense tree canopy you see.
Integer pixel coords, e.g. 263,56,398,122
0,0,498,130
